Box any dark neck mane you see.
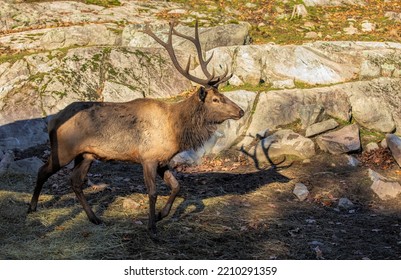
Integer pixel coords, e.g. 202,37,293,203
173,94,216,151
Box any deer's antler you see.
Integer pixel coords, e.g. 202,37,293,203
143,20,232,88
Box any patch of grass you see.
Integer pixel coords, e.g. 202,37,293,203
162,0,400,45
359,126,385,146
23,0,121,7
0,52,30,65
220,82,271,93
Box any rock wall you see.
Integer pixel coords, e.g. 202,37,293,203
1,0,401,169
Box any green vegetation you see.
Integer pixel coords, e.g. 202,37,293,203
161,0,401,45
220,82,271,93
83,0,121,7
24,0,121,7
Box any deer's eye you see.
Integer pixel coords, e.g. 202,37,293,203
212,97,220,103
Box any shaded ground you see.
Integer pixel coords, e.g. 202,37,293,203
1,145,401,260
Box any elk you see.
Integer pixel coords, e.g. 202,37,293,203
27,21,244,235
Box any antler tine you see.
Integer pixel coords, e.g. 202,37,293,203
143,21,212,86
171,20,214,80
214,66,233,84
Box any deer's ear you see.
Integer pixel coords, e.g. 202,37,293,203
198,87,207,102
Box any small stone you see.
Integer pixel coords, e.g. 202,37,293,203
245,3,257,8
305,218,316,224
361,21,376,32
303,21,316,29
305,31,319,39
293,183,309,201
366,142,379,152
343,23,359,35
338,197,355,210
346,155,360,167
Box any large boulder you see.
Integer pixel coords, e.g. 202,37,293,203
195,41,401,87
368,169,401,200
347,78,397,133
251,129,316,163
0,119,48,153
243,86,351,146
0,24,119,52
316,124,361,154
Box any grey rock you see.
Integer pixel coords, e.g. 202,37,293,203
368,169,401,200
386,134,401,167
0,24,119,53
349,93,395,133
360,59,381,79
368,169,387,181
199,41,362,87
9,157,44,175
316,124,360,154
293,183,309,201
305,119,339,137
361,21,376,32
0,119,48,152
338,197,355,210
346,155,360,167
0,150,14,175
347,78,400,133
244,83,353,142
300,104,325,129
252,129,315,163
343,23,359,35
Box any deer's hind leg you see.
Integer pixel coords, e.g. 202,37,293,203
70,153,101,225
28,149,75,213
156,166,180,221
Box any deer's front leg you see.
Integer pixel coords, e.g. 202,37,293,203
143,161,158,235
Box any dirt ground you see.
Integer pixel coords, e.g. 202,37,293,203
1,145,401,260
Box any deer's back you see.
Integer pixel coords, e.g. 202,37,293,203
49,99,179,163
